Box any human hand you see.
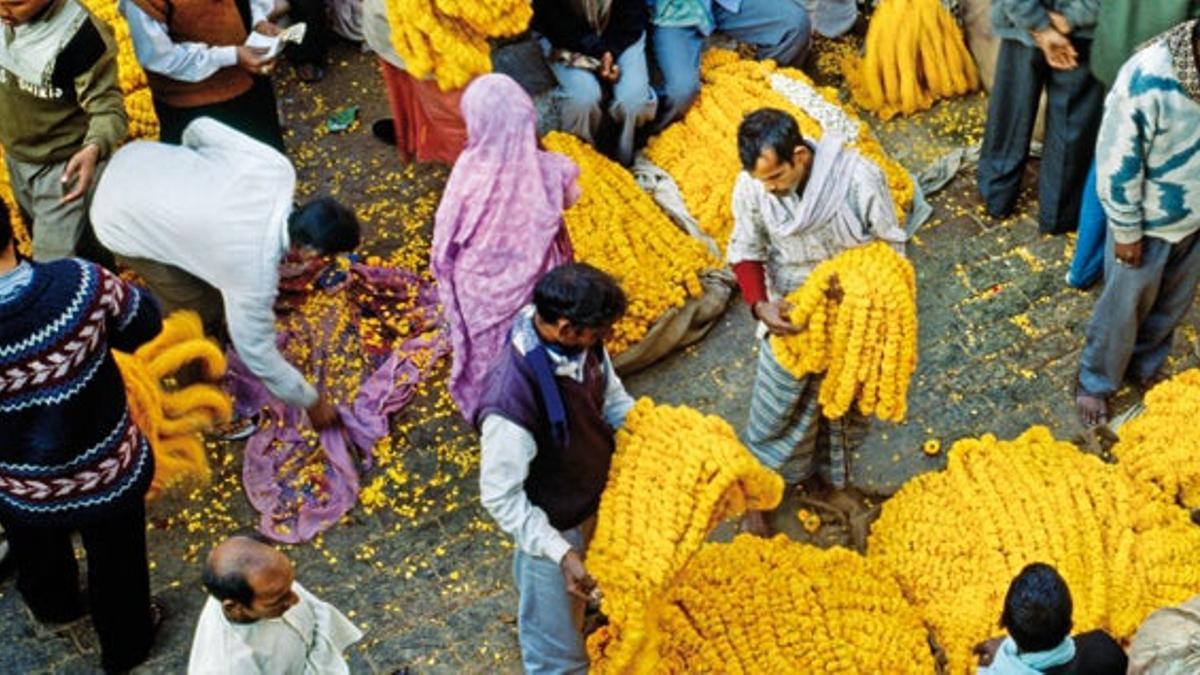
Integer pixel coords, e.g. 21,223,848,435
1032,27,1078,70
972,636,1005,667
306,397,338,429
1114,240,1144,268
1048,11,1070,35
60,143,99,204
599,51,621,83
237,45,276,76
753,299,802,336
253,20,282,36
560,549,597,601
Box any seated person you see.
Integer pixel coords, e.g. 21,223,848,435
649,0,812,130
532,0,658,165
975,563,1127,674
187,535,362,673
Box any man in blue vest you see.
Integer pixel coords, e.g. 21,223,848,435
476,263,634,674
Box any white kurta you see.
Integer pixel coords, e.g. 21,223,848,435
187,582,363,675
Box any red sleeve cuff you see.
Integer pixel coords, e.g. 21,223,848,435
732,260,767,308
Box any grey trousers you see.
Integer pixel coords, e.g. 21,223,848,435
1078,231,1200,397
977,38,1104,233
513,525,588,675
5,153,106,261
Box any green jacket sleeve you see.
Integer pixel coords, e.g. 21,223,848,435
75,28,127,159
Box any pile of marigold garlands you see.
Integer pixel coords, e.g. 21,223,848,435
585,398,784,673
384,0,531,91
1113,369,1200,509
114,311,232,497
842,0,980,119
870,426,1200,673
645,49,913,254
769,242,917,422
541,132,719,355
80,0,159,139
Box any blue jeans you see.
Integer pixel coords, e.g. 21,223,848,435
546,33,657,166
513,526,588,674
1067,161,1106,289
652,0,812,129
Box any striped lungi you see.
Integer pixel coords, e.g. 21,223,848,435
742,338,868,488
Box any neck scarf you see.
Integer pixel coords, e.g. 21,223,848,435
985,636,1076,675
768,134,859,238
0,0,85,86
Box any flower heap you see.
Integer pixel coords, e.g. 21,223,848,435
645,49,913,254
541,132,719,355
114,311,232,497
0,147,32,256
842,0,980,120
769,242,917,422
384,0,531,91
1112,369,1200,508
79,0,159,139
586,398,783,673
869,426,1200,673
639,535,935,673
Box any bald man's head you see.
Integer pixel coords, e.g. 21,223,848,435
202,536,298,623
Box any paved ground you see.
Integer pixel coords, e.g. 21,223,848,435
5,34,1200,675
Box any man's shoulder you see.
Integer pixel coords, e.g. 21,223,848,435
50,10,114,89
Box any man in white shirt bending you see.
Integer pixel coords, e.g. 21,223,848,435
188,535,362,674
90,117,357,429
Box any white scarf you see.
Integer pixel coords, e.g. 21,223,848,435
0,0,87,87
768,134,860,239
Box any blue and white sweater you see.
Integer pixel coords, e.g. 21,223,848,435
1097,21,1200,245
0,258,161,526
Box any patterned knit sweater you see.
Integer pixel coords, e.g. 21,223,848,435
0,258,161,526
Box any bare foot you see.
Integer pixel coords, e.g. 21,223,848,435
1076,392,1108,427
740,510,773,537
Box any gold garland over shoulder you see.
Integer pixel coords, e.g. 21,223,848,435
80,0,160,140
645,49,914,256
0,147,31,257
542,131,720,356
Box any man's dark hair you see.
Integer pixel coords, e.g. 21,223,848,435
0,199,11,252
1000,563,1074,652
737,108,805,172
533,263,627,329
288,197,361,254
202,562,255,606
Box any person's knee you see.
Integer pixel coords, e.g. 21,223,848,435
610,84,657,125
760,4,813,66
660,72,700,117
559,87,603,122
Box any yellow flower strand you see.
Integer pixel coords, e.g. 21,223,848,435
0,146,32,257
115,311,232,498
842,0,980,120
586,398,783,673
384,0,531,91
542,132,719,355
645,49,913,255
1113,369,1200,508
870,426,1200,673
769,242,918,422
79,0,160,139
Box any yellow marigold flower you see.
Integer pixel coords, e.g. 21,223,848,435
797,508,821,533
923,439,941,455
769,242,917,422
870,426,1200,673
645,50,913,255
0,146,32,257
607,535,934,673
79,0,160,139
586,398,783,672
541,132,720,356
1113,369,1200,508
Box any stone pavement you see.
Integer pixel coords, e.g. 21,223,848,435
6,38,1200,675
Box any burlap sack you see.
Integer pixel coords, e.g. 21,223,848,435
612,269,735,375
1128,595,1200,675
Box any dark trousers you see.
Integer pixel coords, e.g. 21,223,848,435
286,0,330,66
977,38,1104,233
154,77,286,153
1,500,153,673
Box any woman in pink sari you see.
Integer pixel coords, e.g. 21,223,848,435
432,73,579,422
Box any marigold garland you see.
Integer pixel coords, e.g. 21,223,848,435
631,535,935,673
842,0,980,120
1113,369,1200,508
114,311,232,498
586,398,783,673
384,0,531,91
79,0,160,139
769,242,917,422
0,146,31,257
644,49,913,255
541,132,719,355
870,426,1200,673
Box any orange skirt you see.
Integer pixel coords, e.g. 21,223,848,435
379,59,467,165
